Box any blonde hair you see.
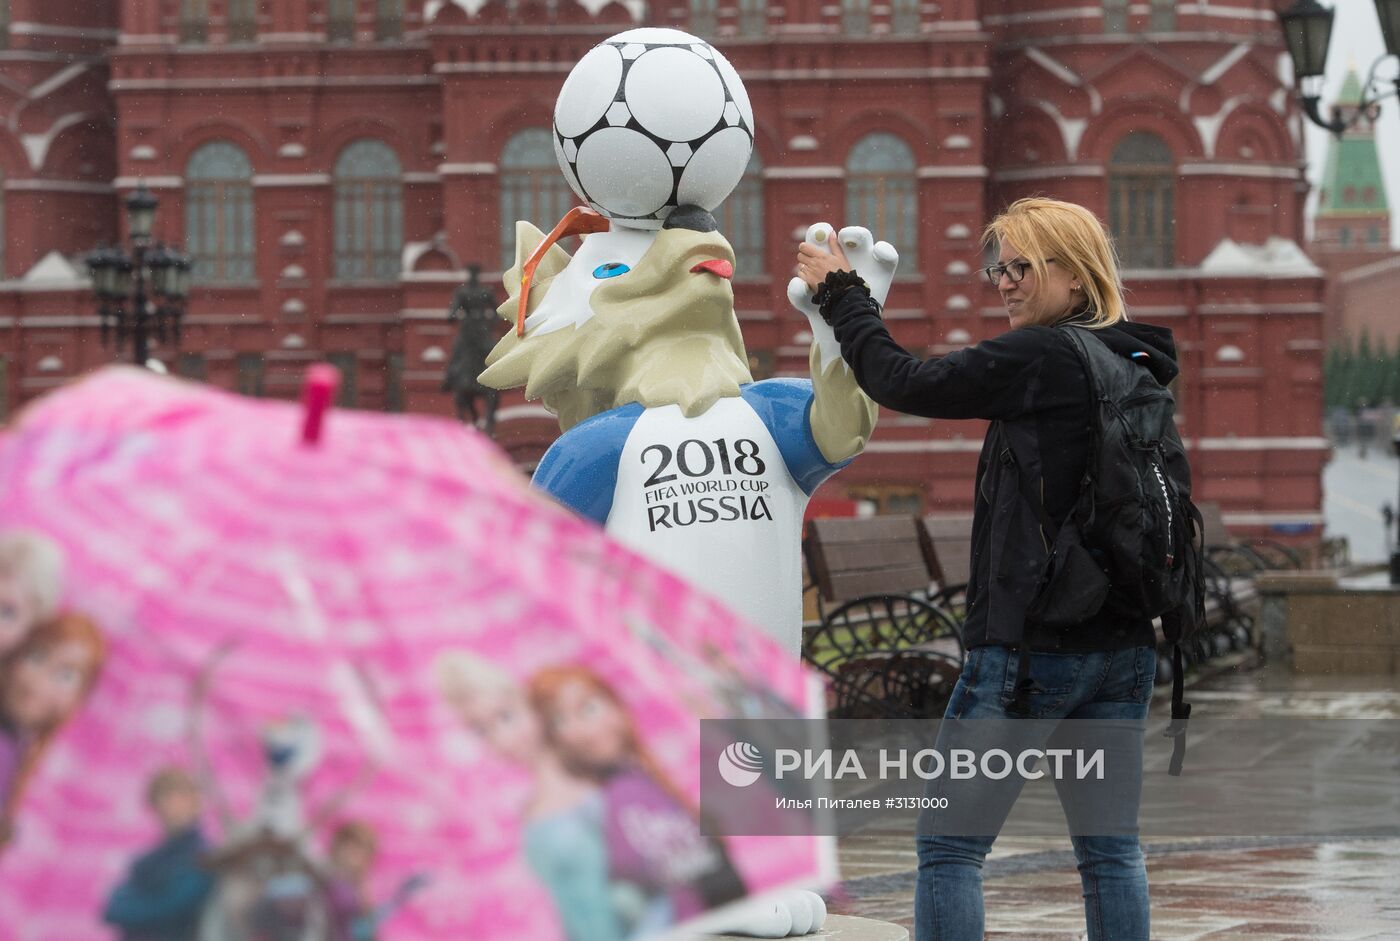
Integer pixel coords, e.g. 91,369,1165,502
982,197,1127,328
0,530,63,622
434,650,517,707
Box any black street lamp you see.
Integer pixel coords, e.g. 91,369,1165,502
1391,425,1400,585
1278,0,1400,136
85,185,193,368
125,185,159,242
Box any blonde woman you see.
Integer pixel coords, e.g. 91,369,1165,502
797,197,1169,941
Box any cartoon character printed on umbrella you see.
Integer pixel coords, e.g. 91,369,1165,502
528,664,748,936
479,29,901,659
324,820,429,941
193,712,336,941
189,646,400,941
0,610,106,849
436,652,622,941
0,530,63,659
103,766,216,941
325,821,378,941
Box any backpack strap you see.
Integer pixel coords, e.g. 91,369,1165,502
1059,326,1109,527
1004,439,1061,539
1005,636,1037,718
1159,501,1205,777
1162,640,1190,776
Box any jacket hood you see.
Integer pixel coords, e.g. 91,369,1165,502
1086,319,1179,385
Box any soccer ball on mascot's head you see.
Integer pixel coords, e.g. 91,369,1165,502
552,27,755,229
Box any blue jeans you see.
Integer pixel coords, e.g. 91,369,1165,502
914,645,1156,941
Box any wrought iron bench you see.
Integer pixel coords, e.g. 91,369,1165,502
1198,501,1305,572
916,512,974,619
802,516,964,719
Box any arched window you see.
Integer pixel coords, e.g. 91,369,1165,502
690,0,717,37
891,0,919,33
186,141,255,283
1107,132,1175,269
227,0,256,41
179,0,208,42
717,154,764,276
333,140,403,282
376,0,403,39
842,0,870,34
738,0,765,36
500,129,579,271
328,0,355,41
846,133,917,273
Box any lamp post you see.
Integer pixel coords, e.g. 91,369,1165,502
1277,0,1400,136
1391,424,1400,585
84,185,193,368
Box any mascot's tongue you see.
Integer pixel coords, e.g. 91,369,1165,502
690,258,734,280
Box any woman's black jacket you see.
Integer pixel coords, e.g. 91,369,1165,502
826,286,1179,653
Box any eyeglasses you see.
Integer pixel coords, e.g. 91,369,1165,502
983,258,1055,286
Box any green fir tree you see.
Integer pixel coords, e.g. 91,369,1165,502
1324,344,1344,409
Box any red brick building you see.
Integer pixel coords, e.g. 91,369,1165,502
0,0,1327,537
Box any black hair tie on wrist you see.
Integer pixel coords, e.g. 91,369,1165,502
814,269,872,324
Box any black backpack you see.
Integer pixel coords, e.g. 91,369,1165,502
1011,325,1206,774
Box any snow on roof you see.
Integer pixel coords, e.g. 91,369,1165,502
1198,237,1321,278
20,251,89,287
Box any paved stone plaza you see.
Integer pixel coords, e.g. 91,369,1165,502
829,662,1400,939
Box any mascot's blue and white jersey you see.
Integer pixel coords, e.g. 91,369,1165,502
534,379,845,653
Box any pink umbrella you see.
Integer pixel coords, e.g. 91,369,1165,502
0,366,829,941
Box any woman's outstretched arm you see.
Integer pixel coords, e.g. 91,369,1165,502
823,285,1046,422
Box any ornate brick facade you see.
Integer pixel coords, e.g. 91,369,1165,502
0,0,1327,537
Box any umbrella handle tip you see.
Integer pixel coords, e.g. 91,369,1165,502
301,363,341,445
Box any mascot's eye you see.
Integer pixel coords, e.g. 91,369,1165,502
592,262,631,279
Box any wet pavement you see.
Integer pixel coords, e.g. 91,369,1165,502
830,660,1400,939
1322,441,1397,566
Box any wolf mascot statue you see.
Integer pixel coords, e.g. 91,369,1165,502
481,212,894,938
480,209,897,659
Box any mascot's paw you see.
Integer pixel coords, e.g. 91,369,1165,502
787,222,899,372
783,890,827,935
707,891,828,937
710,898,794,938
834,225,899,309
786,222,900,322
